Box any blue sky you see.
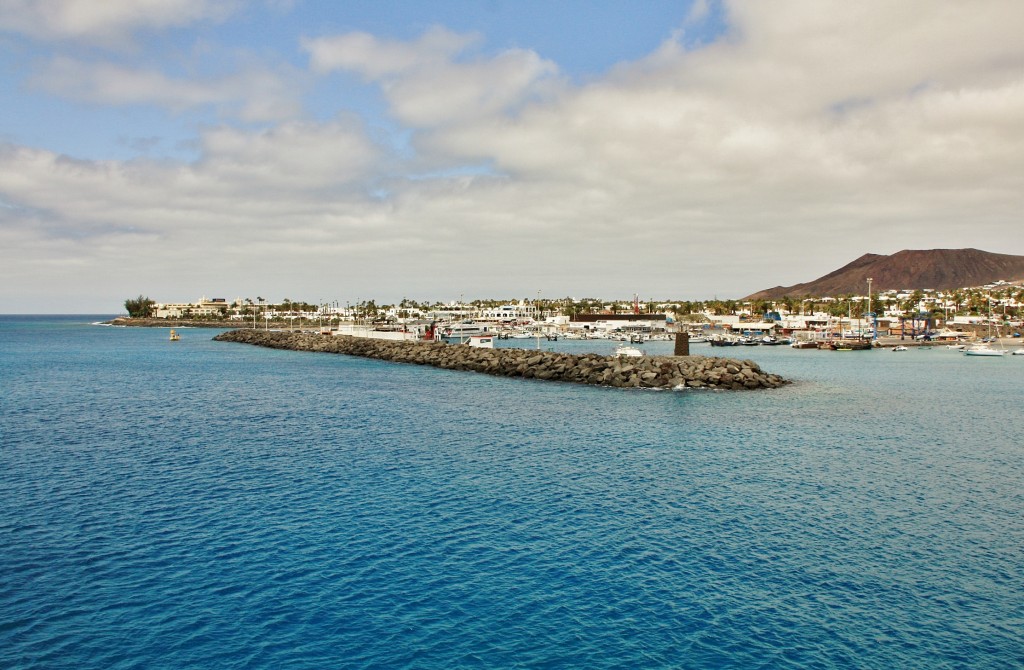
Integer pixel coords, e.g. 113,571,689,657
1,0,1022,312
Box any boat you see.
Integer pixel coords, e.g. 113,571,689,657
442,321,492,340
790,340,818,349
829,339,873,351
964,300,1006,356
614,344,644,358
1012,349,1024,356
963,344,1005,357
686,335,708,343
169,329,180,341
466,335,494,349
709,335,739,347
892,345,908,352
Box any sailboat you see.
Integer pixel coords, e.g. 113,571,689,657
963,300,1005,357
963,344,1004,357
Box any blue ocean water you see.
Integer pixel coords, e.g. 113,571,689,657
2,316,1022,669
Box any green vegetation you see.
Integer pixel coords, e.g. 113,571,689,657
124,295,155,318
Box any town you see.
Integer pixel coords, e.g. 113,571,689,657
129,279,1024,347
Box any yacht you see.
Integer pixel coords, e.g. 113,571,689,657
442,321,492,340
614,343,644,358
963,344,1005,357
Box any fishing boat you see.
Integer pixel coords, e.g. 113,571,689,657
829,339,873,351
169,329,180,341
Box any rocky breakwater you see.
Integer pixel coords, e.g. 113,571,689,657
212,330,788,391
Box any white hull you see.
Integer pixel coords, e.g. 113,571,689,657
963,347,1005,357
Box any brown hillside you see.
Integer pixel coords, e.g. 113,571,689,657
745,249,1024,299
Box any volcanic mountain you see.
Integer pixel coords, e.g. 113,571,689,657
744,249,1024,300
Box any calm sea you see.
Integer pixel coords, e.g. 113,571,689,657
2,315,1022,669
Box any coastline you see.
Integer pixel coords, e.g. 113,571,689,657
107,317,245,328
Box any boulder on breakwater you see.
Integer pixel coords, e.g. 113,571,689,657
212,330,788,391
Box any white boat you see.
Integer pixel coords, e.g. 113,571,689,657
614,344,644,358
687,335,708,343
963,345,1005,357
892,345,908,352
442,321,491,339
964,300,1006,357
1012,349,1024,356
466,335,494,349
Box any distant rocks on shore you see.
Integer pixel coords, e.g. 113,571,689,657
213,329,788,391
108,317,240,328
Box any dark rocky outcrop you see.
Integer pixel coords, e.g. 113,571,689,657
745,248,1024,299
212,330,788,391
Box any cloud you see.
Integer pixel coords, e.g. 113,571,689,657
303,26,562,127
196,117,385,191
2,0,1024,311
0,0,236,47
304,26,478,78
29,56,304,121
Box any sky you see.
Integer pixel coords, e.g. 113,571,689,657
1,0,1023,313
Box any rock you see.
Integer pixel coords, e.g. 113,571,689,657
211,330,788,391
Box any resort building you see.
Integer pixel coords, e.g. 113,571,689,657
153,296,239,318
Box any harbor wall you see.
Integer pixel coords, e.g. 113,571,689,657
212,330,787,391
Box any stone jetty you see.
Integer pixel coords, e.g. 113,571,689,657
213,330,788,390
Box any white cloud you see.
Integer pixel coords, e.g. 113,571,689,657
303,26,562,127
2,0,1024,311
196,117,384,190
303,26,478,78
30,56,304,121
0,0,236,47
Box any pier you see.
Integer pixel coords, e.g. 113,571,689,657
213,330,788,390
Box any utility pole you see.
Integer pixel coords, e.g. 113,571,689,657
867,277,874,340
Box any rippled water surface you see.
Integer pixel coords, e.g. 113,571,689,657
2,316,1023,669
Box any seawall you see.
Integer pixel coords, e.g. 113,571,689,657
212,330,788,391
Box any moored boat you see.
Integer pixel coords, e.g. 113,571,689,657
963,344,1005,357
614,343,644,358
